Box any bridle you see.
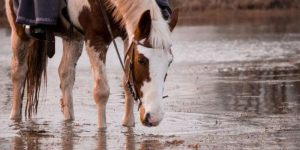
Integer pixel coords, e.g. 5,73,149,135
124,41,147,110
98,0,168,111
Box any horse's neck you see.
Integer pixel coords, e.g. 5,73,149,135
110,0,171,48
110,0,147,35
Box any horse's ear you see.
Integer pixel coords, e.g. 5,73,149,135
169,8,179,32
134,10,151,41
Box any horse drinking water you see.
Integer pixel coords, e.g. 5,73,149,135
5,0,178,128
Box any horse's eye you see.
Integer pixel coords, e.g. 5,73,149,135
138,57,147,65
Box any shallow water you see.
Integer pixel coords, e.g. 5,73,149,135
0,23,300,149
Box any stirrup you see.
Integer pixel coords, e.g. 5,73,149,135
24,25,47,40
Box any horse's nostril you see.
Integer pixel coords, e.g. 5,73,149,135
143,113,160,127
143,113,152,127
145,113,150,121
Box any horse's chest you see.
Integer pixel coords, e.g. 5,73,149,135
67,0,91,29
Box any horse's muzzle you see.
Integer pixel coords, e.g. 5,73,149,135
142,113,160,127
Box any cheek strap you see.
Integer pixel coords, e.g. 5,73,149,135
125,41,142,110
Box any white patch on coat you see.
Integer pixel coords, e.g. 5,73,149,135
109,0,171,49
85,40,110,128
138,45,173,123
67,0,91,29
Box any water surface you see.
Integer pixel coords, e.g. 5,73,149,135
0,23,300,149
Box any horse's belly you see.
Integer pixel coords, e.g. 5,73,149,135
67,0,91,29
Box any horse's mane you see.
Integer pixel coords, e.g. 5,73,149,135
107,0,171,49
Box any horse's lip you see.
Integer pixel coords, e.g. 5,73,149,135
142,120,159,127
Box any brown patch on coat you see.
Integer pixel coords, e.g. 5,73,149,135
133,51,151,97
76,0,152,102
139,105,146,123
77,0,126,62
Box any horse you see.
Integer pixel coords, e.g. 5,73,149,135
5,0,178,128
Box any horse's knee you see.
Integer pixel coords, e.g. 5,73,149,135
11,60,27,82
93,80,110,104
59,66,72,80
59,65,75,85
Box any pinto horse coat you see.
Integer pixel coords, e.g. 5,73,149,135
6,0,178,128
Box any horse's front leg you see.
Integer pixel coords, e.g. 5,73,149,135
122,80,135,127
59,38,83,120
10,31,28,120
122,40,135,127
85,38,110,128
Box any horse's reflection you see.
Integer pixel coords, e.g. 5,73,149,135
139,139,162,150
124,127,136,150
61,122,107,150
10,135,25,150
62,122,75,150
10,121,42,150
9,122,164,149
123,127,163,150
96,128,107,150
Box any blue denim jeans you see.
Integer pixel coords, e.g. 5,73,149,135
15,0,60,25
156,0,172,20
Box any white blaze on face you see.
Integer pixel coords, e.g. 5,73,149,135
138,45,173,123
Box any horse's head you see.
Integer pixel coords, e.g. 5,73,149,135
125,9,178,127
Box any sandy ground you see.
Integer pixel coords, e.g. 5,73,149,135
0,24,300,149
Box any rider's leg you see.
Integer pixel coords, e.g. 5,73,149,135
155,0,172,20
15,0,60,40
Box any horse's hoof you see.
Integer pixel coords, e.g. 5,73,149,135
122,123,135,127
122,117,135,127
98,124,107,129
122,120,135,127
64,116,75,121
9,115,22,121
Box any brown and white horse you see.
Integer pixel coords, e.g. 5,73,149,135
5,0,178,128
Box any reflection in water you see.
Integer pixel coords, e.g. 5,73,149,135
11,136,25,150
139,139,163,150
96,128,107,150
10,121,45,150
217,66,300,114
123,128,165,150
10,121,25,150
1,22,300,149
8,122,169,150
124,128,135,150
62,122,75,150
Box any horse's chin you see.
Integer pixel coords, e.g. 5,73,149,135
142,119,160,127
139,105,163,127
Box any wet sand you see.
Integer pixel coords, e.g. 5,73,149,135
0,24,300,149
